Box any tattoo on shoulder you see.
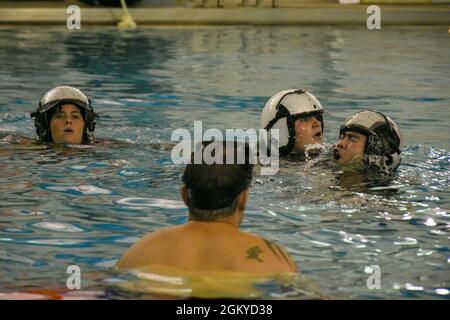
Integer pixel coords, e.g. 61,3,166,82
246,246,264,263
263,239,295,267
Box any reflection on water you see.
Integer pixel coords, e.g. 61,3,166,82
0,26,449,299
106,265,322,299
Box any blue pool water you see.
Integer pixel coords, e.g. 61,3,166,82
0,26,449,299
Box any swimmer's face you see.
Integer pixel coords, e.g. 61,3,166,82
334,131,367,164
293,115,323,153
50,104,85,144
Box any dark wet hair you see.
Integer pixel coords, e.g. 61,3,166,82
182,140,254,221
47,104,85,122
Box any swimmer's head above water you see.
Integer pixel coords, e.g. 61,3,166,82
31,86,98,145
333,110,403,173
261,89,324,157
182,141,254,222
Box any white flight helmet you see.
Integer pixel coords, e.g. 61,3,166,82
339,110,403,173
260,89,324,156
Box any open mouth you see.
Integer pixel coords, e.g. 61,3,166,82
313,131,322,139
63,128,74,134
333,148,341,160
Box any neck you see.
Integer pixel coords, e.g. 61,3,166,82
188,211,242,229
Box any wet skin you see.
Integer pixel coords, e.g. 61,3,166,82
50,104,84,144
334,131,367,165
292,115,323,153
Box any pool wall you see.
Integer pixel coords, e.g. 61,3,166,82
0,4,449,25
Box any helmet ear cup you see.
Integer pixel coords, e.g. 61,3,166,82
91,111,99,132
86,110,96,132
86,99,97,132
365,133,398,173
33,115,43,137
365,135,384,156
83,100,98,144
31,110,49,142
88,118,96,132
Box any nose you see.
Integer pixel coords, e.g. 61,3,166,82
64,116,72,125
337,137,347,149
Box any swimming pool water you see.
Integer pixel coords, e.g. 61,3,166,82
0,26,449,299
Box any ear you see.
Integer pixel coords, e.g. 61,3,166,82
181,185,189,206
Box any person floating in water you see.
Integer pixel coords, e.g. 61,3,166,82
2,85,168,154
31,86,98,145
333,109,403,174
260,89,324,158
116,141,298,274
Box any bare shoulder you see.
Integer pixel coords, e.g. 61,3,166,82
237,232,299,273
144,224,182,238
115,225,183,269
